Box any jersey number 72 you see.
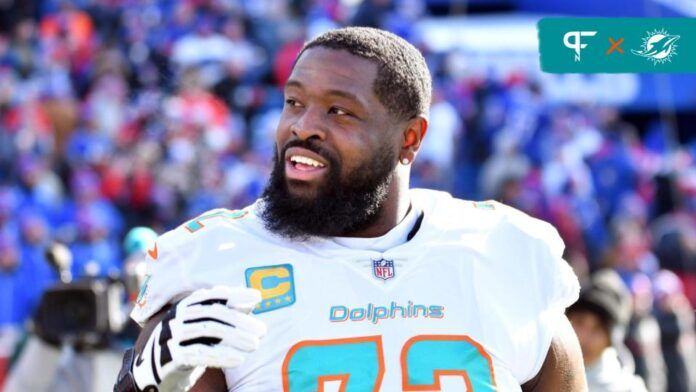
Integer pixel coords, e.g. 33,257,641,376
282,334,497,391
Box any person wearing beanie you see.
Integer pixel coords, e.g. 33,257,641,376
567,269,648,392
122,226,158,302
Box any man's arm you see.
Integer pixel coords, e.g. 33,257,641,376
116,287,265,392
132,308,228,392
133,306,169,355
189,370,227,392
522,315,587,392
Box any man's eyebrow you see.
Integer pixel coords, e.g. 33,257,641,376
285,80,303,90
325,89,361,105
285,80,365,107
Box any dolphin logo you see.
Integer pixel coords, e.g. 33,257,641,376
632,31,680,64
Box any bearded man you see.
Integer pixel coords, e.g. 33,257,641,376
115,26,585,392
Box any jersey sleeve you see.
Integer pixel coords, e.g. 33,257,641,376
524,221,580,382
475,202,579,383
130,226,197,326
129,208,255,325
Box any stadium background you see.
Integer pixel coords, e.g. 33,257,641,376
0,0,694,390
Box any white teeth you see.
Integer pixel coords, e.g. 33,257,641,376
290,155,325,168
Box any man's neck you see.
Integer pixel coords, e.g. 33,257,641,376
341,171,410,238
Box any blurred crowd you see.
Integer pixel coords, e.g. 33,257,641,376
0,0,694,390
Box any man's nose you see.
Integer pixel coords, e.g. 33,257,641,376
290,107,327,141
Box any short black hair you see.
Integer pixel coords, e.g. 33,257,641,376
297,26,432,122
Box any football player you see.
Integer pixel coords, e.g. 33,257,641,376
115,27,586,392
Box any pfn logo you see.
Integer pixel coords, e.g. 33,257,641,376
563,31,597,61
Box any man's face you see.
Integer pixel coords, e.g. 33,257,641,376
0,246,17,271
568,310,611,366
261,47,401,239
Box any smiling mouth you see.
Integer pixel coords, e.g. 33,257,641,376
289,155,326,170
284,149,330,183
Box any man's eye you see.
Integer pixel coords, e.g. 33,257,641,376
329,107,350,116
285,99,301,107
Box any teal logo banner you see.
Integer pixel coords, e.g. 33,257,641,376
539,18,696,73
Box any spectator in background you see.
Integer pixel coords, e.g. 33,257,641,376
219,17,266,83
272,23,305,88
16,155,65,226
479,132,530,202
624,273,668,392
652,270,696,392
567,269,647,392
69,207,121,278
64,115,113,167
587,108,640,219
609,215,660,278
0,236,25,388
416,85,462,191
8,19,40,79
82,72,129,141
121,226,158,306
604,217,668,391
164,67,239,154
651,172,696,308
171,14,265,90
60,168,123,241
18,213,57,315
0,187,20,243
38,0,95,86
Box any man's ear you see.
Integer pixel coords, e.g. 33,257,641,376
399,115,428,165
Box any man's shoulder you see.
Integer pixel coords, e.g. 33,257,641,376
412,189,563,252
177,207,254,235
155,205,265,253
415,189,557,237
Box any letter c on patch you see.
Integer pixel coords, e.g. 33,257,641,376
249,266,291,298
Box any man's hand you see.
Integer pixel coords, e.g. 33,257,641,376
131,286,266,391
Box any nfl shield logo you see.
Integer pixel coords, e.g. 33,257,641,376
373,259,395,281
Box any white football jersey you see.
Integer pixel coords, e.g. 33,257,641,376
131,189,579,392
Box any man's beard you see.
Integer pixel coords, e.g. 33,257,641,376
260,140,396,240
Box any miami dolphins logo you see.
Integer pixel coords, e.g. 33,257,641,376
632,29,680,65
